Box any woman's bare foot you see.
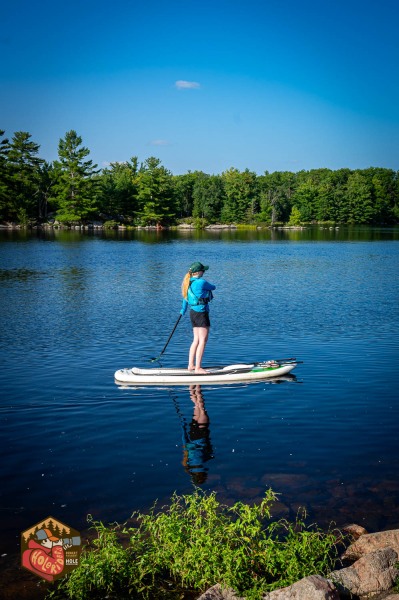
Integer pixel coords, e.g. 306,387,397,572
195,367,209,374
188,365,195,371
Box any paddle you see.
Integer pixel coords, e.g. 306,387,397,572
149,314,182,362
205,358,300,368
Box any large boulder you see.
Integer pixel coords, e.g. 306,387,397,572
330,547,398,597
261,575,339,599
342,529,399,560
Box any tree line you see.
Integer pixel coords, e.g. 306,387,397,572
1,128,398,227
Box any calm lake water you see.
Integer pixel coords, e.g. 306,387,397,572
1,226,399,561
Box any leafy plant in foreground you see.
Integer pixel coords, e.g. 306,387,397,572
49,489,340,600
46,518,137,600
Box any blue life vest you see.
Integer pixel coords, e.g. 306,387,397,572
181,277,216,315
187,281,213,306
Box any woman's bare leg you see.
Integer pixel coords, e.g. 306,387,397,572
194,327,209,373
188,329,200,370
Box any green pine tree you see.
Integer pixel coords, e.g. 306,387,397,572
6,131,43,223
136,157,176,226
0,130,11,220
53,130,99,223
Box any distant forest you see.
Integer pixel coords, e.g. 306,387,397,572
1,129,398,227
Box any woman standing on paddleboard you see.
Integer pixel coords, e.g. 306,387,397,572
181,262,216,374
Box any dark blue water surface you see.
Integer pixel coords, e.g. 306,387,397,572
1,227,399,558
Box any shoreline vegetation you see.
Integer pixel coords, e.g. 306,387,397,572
48,488,340,600
44,489,399,600
1,129,398,229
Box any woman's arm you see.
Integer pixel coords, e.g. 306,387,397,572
180,298,189,315
201,280,216,292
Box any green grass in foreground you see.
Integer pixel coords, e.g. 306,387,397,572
48,489,342,600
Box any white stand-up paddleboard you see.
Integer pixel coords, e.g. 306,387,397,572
114,359,298,385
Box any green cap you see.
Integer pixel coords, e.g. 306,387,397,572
189,261,209,273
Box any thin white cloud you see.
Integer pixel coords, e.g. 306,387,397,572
150,139,171,146
175,80,201,90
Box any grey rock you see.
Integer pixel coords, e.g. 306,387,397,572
196,583,245,600
262,575,339,599
342,529,399,561
330,547,398,597
343,523,368,541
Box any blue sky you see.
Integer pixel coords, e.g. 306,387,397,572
1,0,398,174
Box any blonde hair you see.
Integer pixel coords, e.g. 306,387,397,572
181,271,191,299
182,268,203,298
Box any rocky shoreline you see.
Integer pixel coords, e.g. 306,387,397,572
0,221,308,231
198,526,399,600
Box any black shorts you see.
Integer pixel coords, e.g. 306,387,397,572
190,310,211,328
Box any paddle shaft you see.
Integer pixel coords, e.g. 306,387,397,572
151,314,182,361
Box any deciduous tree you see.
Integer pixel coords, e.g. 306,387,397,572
344,171,375,224
99,158,139,220
221,168,258,222
258,171,295,223
192,173,225,222
173,171,202,219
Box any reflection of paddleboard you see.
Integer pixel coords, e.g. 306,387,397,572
114,359,298,385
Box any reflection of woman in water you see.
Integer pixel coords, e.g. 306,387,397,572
182,385,214,484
